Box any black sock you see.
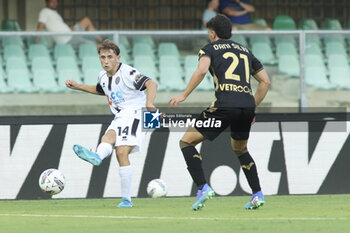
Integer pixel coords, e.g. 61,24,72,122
181,145,206,187
238,152,261,193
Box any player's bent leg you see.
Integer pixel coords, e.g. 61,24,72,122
180,127,215,210
231,138,265,209
116,146,134,208
73,144,102,166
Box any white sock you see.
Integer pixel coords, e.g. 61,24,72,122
96,142,113,160
119,165,132,200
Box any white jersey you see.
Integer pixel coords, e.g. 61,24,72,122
38,7,72,44
97,63,150,117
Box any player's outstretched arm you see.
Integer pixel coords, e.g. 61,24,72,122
252,69,271,107
65,79,100,95
144,79,158,111
169,56,210,108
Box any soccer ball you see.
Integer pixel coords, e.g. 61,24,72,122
147,179,167,198
39,168,65,195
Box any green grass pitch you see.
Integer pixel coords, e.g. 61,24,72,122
0,195,349,233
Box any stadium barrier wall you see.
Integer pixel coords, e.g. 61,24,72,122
0,113,349,200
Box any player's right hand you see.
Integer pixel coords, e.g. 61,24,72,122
65,79,79,90
169,93,186,108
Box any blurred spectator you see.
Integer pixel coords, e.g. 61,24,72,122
202,0,219,30
219,0,270,30
36,0,102,46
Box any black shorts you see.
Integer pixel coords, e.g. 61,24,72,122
194,107,255,141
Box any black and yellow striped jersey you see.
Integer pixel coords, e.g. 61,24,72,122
199,39,263,108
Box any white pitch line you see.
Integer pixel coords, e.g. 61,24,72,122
0,214,348,221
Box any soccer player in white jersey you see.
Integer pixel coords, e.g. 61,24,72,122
65,39,158,208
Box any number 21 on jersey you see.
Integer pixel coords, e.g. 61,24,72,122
222,52,250,84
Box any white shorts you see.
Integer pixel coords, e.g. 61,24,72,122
105,115,145,154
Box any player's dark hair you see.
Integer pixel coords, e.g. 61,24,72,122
206,14,232,39
98,39,120,56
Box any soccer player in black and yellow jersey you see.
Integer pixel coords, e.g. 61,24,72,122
169,14,270,210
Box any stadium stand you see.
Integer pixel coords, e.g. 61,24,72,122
272,15,296,30
56,56,82,89
159,56,185,90
252,18,268,27
28,44,51,61
132,43,156,60
299,18,319,30
230,34,248,48
1,19,21,31
78,43,98,59
54,44,77,61
133,36,156,50
82,56,101,85
158,42,182,64
2,36,25,48
184,55,213,91
322,18,343,30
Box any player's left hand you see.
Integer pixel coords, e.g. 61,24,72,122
146,103,157,112
169,93,186,108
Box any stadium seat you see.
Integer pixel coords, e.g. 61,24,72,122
230,34,248,48
56,57,81,88
305,66,335,90
278,55,300,77
158,42,182,61
133,36,156,49
32,69,64,93
306,35,322,47
57,69,81,89
329,67,350,89
274,35,297,47
184,55,212,91
32,57,55,73
27,36,53,49
159,55,181,69
0,66,14,93
119,44,132,64
2,36,24,48
272,15,296,30
28,44,51,61
83,68,101,85
252,18,268,27
119,36,131,52
132,43,156,60
133,55,158,79
6,57,27,71
251,42,276,65
57,56,79,71
323,34,346,47
299,19,319,30
250,35,271,46
325,42,347,57
7,69,39,93
1,19,21,31
159,67,185,91
79,43,98,59
82,56,101,71
276,42,298,58
305,54,324,67
327,54,349,69
305,42,323,56
3,45,26,61
322,18,342,30
159,56,184,90
54,44,77,60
